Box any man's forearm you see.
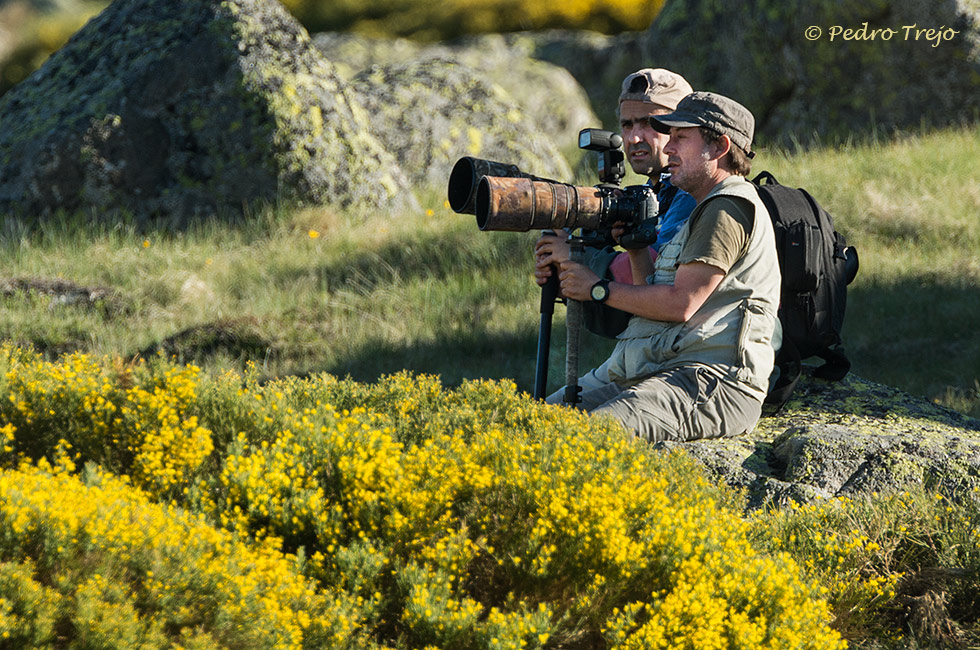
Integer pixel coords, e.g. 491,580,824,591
604,282,688,322
604,262,725,323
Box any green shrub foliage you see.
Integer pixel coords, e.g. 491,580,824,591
1,345,846,648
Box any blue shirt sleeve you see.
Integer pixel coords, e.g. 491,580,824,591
654,187,696,251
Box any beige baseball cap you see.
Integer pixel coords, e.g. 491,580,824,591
619,68,693,111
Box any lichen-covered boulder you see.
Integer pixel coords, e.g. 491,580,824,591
640,0,980,144
348,57,572,190
0,0,417,222
523,0,980,145
314,31,599,164
658,369,980,510
311,32,425,80
510,29,645,129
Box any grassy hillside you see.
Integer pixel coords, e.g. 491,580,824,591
1,124,978,416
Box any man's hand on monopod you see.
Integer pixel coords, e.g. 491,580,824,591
557,261,600,302
534,232,571,286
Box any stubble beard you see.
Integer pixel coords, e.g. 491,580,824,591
669,150,714,195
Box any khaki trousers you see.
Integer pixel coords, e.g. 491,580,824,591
546,364,763,443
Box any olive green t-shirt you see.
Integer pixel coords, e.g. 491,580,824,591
677,196,754,273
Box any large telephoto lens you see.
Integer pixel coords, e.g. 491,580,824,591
474,176,605,232
447,157,531,215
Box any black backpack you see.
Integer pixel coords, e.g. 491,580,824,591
752,171,859,412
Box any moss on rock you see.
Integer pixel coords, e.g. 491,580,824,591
315,31,599,160
349,56,572,190
0,0,417,222
658,368,980,509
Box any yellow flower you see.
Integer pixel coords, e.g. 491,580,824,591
308,229,320,239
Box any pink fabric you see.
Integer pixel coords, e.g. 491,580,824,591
609,249,657,284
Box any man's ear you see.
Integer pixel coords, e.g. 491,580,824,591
708,133,732,161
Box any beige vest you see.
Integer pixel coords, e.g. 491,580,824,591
602,175,781,398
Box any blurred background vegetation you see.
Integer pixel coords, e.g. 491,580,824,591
0,0,665,96
280,0,664,39
0,0,106,95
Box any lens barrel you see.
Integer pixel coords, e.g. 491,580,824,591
474,176,605,232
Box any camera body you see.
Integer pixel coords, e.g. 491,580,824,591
601,184,658,249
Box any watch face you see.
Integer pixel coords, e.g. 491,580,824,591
591,282,608,302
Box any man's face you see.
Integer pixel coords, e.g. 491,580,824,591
662,126,714,196
619,100,671,177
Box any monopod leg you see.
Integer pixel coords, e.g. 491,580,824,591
533,271,559,400
563,237,585,405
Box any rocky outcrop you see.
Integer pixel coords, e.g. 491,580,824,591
646,0,980,144
314,32,600,156
349,58,571,190
0,0,417,222
505,29,645,131
658,369,980,509
523,0,980,145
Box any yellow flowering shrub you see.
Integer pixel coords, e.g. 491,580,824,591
121,365,214,493
754,497,902,636
0,345,212,496
190,369,844,649
0,559,61,647
0,347,847,649
0,461,369,649
752,488,980,645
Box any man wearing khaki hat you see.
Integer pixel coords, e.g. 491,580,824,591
534,68,697,337
550,91,782,443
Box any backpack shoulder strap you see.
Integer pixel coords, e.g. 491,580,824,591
752,170,780,187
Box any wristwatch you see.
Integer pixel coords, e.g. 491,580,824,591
590,279,611,303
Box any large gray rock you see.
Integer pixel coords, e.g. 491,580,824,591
644,0,980,144
658,369,980,510
311,32,427,80
349,57,572,191
506,29,645,130
0,0,417,222
314,32,599,161
524,0,980,144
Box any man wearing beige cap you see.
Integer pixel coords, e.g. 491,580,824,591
550,91,781,443
613,67,696,248
534,68,697,337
